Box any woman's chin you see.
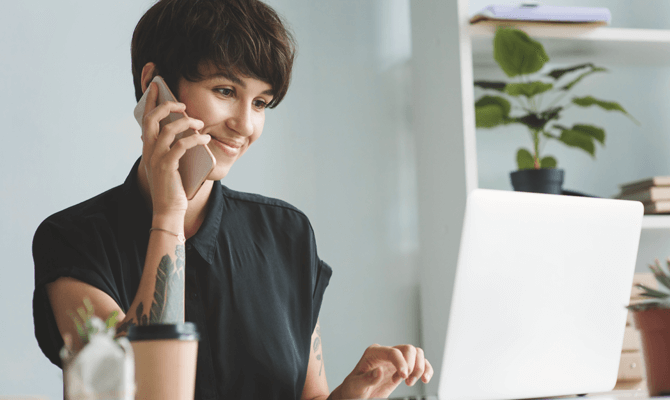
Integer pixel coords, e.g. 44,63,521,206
207,164,232,182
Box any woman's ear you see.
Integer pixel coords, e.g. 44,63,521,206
140,62,157,93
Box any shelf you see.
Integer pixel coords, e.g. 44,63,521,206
470,22,670,67
642,215,670,230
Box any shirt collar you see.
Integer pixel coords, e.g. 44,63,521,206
119,157,222,265
188,180,223,265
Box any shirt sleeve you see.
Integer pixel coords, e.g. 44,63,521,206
32,217,122,368
311,258,332,332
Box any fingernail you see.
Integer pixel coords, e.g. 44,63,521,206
401,368,409,378
410,377,417,386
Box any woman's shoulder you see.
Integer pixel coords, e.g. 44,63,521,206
220,184,309,219
34,184,127,242
218,184,319,239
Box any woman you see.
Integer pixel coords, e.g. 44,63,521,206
32,0,432,398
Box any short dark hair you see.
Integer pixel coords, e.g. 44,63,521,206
131,0,296,108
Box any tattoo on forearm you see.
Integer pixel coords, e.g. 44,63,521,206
115,245,185,335
150,245,185,323
115,318,135,336
313,320,323,376
115,302,143,336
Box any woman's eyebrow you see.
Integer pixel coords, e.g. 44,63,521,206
213,71,244,86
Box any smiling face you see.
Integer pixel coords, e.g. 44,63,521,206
176,65,274,181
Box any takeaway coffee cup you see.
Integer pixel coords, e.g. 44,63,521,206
127,323,200,400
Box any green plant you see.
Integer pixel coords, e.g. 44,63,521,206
628,259,670,311
67,297,120,345
474,27,638,170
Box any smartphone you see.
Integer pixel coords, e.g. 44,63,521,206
134,76,216,200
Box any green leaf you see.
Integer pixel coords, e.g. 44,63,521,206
494,28,549,78
67,310,88,344
572,96,624,111
558,128,596,157
516,107,562,131
77,307,88,325
540,156,557,168
636,284,670,299
83,298,94,318
650,260,670,292
547,63,597,80
475,96,511,128
106,310,119,330
542,131,559,140
474,81,507,92
560,67,607,91
504,81,553,98
516,148,535,170
572,96,638,125
573,124,605,145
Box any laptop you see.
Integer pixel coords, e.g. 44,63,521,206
390,189,643,400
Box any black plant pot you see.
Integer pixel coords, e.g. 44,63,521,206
510,168,565,194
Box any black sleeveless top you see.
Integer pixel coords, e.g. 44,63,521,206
32,158,332,400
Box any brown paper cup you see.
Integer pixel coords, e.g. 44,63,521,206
127,323,199,400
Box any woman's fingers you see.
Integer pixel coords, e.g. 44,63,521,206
152,116,205,157
162,131,211,166
142,99,187,144
422,358,434,383
363,344,409,379
405,346,425,386
368,344,431,387
141,100,188,167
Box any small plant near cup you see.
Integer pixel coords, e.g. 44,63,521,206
628,259,670,311
66,297,120,345
61,298,135,400
627,258,670,396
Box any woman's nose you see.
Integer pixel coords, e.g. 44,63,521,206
227,102,254,137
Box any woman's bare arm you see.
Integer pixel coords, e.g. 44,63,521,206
47,218,186,352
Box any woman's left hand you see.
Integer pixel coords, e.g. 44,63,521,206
332,343,433,399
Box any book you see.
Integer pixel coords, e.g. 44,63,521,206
619,176,670,195
644,200,670,215
617,186,670,203
470,4,611,25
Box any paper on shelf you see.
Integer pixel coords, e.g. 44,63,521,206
471,4,611,24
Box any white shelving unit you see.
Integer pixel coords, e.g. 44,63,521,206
641,215,670,229
471,22,670,231
411,2,670,394
470,23,670,66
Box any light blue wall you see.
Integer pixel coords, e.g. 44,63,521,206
6,0,668,397
470,0,670,273
1,1,420,397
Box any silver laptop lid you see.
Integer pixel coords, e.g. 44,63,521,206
438,189,643,400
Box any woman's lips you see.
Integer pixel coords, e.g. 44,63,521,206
212,137,242,157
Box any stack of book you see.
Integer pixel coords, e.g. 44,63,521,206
616,176,670,214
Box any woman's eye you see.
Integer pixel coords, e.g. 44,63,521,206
216,88,233,96
253,99,268,109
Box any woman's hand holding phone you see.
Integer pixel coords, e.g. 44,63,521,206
140,82,211,219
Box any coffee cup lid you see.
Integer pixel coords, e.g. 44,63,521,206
126,322,200,342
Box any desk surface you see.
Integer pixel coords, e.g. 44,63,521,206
384,389,662,400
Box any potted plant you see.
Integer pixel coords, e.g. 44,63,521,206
474,27,638,194
628,259,670,396
61,298,135,399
